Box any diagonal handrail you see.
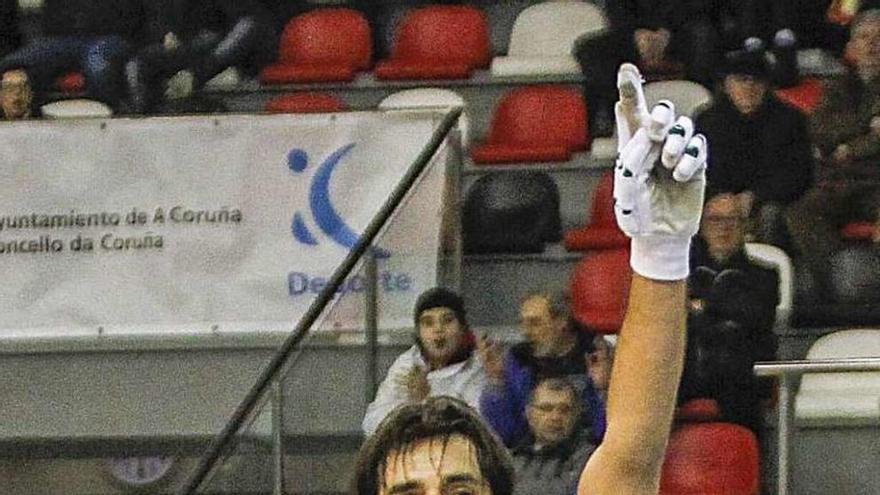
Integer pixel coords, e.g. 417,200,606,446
178,107,463,495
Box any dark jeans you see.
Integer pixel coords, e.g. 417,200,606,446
126,16,275,114
0,35,131,107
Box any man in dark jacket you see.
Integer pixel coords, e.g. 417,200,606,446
0,0,19,58
512,378,596,495
478,292,608,447
0,0,149,108
680,193,779,434
697,48,814,247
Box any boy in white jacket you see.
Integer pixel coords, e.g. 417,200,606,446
361,287,487,436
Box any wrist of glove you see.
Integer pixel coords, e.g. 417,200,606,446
631,235,691,281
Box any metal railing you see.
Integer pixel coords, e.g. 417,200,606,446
177,108,463,495
753,357,880,495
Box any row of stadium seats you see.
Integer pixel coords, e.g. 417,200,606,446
263,3,607,84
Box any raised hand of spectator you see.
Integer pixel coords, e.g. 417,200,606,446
871,116,880,138
397,366,430,402
163,32,180,52
634,29,671,68
477,334,505,386
614,63,708,280
587,338,612,391
831,144,853,165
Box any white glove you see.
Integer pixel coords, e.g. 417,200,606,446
613,63,708,281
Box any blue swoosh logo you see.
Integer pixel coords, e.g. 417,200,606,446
307,143,390,257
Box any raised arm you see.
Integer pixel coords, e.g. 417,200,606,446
579,63,708,495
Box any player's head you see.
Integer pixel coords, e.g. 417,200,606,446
1,70,33,120
352,396,514,495
846,9,880,77
519,292,571,355
526,378,582,447
700,194,748,262
722,49,770,115
413,288,473,369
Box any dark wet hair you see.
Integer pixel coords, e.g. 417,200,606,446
352,397,514,495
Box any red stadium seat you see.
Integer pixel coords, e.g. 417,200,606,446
261,8,372,84
569,249,631,334
676,399,722,422
375,5,490,81
565,172,629,251
264,93,347,114
471,86,589,164
56,72,85,94
840,222,876,241
660,423,760,495
775,78,824,114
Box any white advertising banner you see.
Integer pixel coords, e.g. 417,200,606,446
0,111,449,338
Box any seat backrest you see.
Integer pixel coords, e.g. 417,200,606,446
589,171,617,228
660,423,760,495
487,86,587,149
801,329,880,392
743,242,792,327
507,1,608,57
645,80,713,119
570,249,632,334
392,5,490,68
462,171,561,254
378,88,469,144
279,8,371,69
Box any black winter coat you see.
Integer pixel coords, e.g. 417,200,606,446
697,93,814,205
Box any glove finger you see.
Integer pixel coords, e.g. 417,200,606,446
661,116,694,170
673,134,708,182
614,127,651,231
616,63,649,151
647,100,675,143
619,126,653,178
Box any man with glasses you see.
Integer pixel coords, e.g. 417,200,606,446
512,378,596,495
681,193,779,433
1,69,36,120
478,291,609,447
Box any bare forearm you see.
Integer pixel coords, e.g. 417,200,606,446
580,275,687,494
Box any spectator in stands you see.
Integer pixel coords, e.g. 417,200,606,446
679,193,779,433
689,193,780,341
697,48,814,248
575,0,803,136
786,9,880,299
575,0,705,135
354,396,514,495
1,70,38,120
0,0,20,58
479,292,609,447
362,287,487,436
512,378,596,495
126,0,277,114
0,0,146,109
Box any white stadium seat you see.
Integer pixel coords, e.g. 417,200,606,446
41,99,113,119
379,88,470,146
744,242,793,328
490,0,608,77
796,329,880,426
